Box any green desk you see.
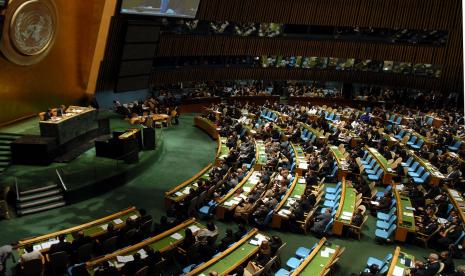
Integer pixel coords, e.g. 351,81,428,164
292,143,307,175
387,247,416,276
272,176,305,229
333,185,356,236
366,146,393,184
188,229,261,276
394,189,416,242
329,145,348,179
217,137,230,160
86,219,204,274
292,238,339,276
255,140,267,170
216,170,260,219
164,165,212,208
16,207,139,256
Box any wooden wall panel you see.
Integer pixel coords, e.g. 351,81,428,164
158,35,446,64
196,0,460,30
151,68,440,90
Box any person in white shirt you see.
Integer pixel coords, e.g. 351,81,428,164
20,245,43,264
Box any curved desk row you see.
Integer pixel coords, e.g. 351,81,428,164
86,218,204,274
16,207,139,255
187,229,263,276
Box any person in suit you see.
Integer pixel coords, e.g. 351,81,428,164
122,253,144,276
135,208,152,228
98,223,119,245
71,231,92,253
311,208,332,235
49,235,71,255
218,229,235,252
440,251,455,275
94,261,119,276
234,224,247,241
44,109,52,121
437,218,462,250
351,209,364,227
411,253,440,276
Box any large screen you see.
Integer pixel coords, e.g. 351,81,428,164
120,0,200,18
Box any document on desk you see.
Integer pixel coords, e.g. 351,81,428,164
174,191,183,197
188,225,201,233
392,266,404,276
113,218,123,225
116,255,134,263
100,224,108,230
170,233,183,240
130,215,138,220
298,178,306,184
243,187,251,192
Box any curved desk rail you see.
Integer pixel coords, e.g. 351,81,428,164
329,145,348,180
215,169,259,219
272,174,302,229
386,246,416,276
187,229,261,276
393,187,415,242
333,178,357,236
291,237,341,276
164,163,213,208
17,207,139,254
194,116,219,140
86,218,204,273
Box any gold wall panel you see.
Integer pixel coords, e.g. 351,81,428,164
0,0,108,125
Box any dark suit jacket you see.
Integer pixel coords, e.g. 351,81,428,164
49,241,72,255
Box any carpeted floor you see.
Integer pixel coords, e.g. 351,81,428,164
0,113,463,275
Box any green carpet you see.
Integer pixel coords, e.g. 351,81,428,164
0,113,463,275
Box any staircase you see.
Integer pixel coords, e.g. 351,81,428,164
0,133,22,175
16,183,66,216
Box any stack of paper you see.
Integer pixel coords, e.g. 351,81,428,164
170,233,183,240
113,218,123,224
392,266,404,276
137,249,148,259
100,224,108,231
298,178,306,184
130,215,138,220
182,188,191,195
33,244,42,251
403,212,414,217
188,225,201,233
116,255,134,263
174,192,183,197
243,187,251,193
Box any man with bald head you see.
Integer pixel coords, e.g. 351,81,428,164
411,253,440,276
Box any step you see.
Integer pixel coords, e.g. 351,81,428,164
17,201,66,216
20,184,59,196
0,145,10,151
0,156,10,162
18,189,62,202
17,195,64,209
0,152,11,157
0,135,18,141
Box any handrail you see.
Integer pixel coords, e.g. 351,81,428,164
274,173,299,212
86,218,198,268
187,228,259,276
335,177,346,218
291,237,327,276
15,177,19,201
386,246,401,276
393,185,403,226
55,169,67,191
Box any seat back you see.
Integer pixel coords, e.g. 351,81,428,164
454,231,465,245
404,157,413,166
77,243,93,262
383,253,394,263
395,117,402,124
410,162,419,171
387,224,397,236
102,236,118,253
414,166,425,176
21,258,43,276
134,266,149,276
397,129,405,137
389,207,397,216
388,215,397,226
49,251,69,274
416,139,424,148
421,172,430,182
375,168,383,178
409,136,417,144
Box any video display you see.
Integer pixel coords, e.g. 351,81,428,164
121,0,201,18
